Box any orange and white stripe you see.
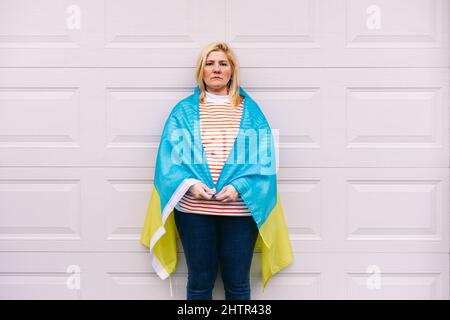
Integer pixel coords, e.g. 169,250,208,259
177,94,251,216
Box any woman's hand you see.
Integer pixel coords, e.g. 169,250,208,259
188,182,215,200
214,185,239,202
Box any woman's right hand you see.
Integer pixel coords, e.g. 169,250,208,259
188,182,215,200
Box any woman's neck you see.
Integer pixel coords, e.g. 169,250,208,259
205,90,230,102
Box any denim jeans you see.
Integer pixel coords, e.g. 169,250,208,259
174,207,259,300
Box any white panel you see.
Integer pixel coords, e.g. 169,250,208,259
105,179,152,241
347,273,442,300
251,89,321,148
0,0,448,300
346,0,443,48
105,0,201,48
0,68,446,167
93,253,189,299
279,178,322,241
340,253,449,300
347,179,442,240
0,168,90,251
0,252,85,300
246,68,449,168
346,88,442,147
0,252,446,300
0,273,81,299
105,88,188,148
0,0,79,49
0,87,80,147
0,0,225,67
0,0,447,67
0,0,100,66
0,179,81,240
1,167,446,255
228,0,319,48
278,168,448,253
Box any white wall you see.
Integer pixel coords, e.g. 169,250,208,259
0,0,448,299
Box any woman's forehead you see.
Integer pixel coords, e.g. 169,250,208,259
206,50,228,61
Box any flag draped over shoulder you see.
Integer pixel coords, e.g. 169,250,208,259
140,85,294,292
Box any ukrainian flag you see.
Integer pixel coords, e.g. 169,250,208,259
140,86,294,292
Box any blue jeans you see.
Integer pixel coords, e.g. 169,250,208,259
174,207,259,300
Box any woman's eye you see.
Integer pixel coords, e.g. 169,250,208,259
205,62,228,66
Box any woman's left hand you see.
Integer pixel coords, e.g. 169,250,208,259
214,185,239,202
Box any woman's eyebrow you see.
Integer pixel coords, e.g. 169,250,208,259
206,59,229,62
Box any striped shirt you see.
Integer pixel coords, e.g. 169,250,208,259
175,90,251,216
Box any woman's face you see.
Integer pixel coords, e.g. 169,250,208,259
203,50,232,95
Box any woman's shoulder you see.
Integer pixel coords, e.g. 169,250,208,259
163,93,198,126
169,93,196,115
242,94,269,127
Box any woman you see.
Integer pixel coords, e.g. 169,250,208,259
140,42,293,300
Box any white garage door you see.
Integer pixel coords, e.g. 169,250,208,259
0,0,448,299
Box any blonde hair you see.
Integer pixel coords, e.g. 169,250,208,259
195,42,243,109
